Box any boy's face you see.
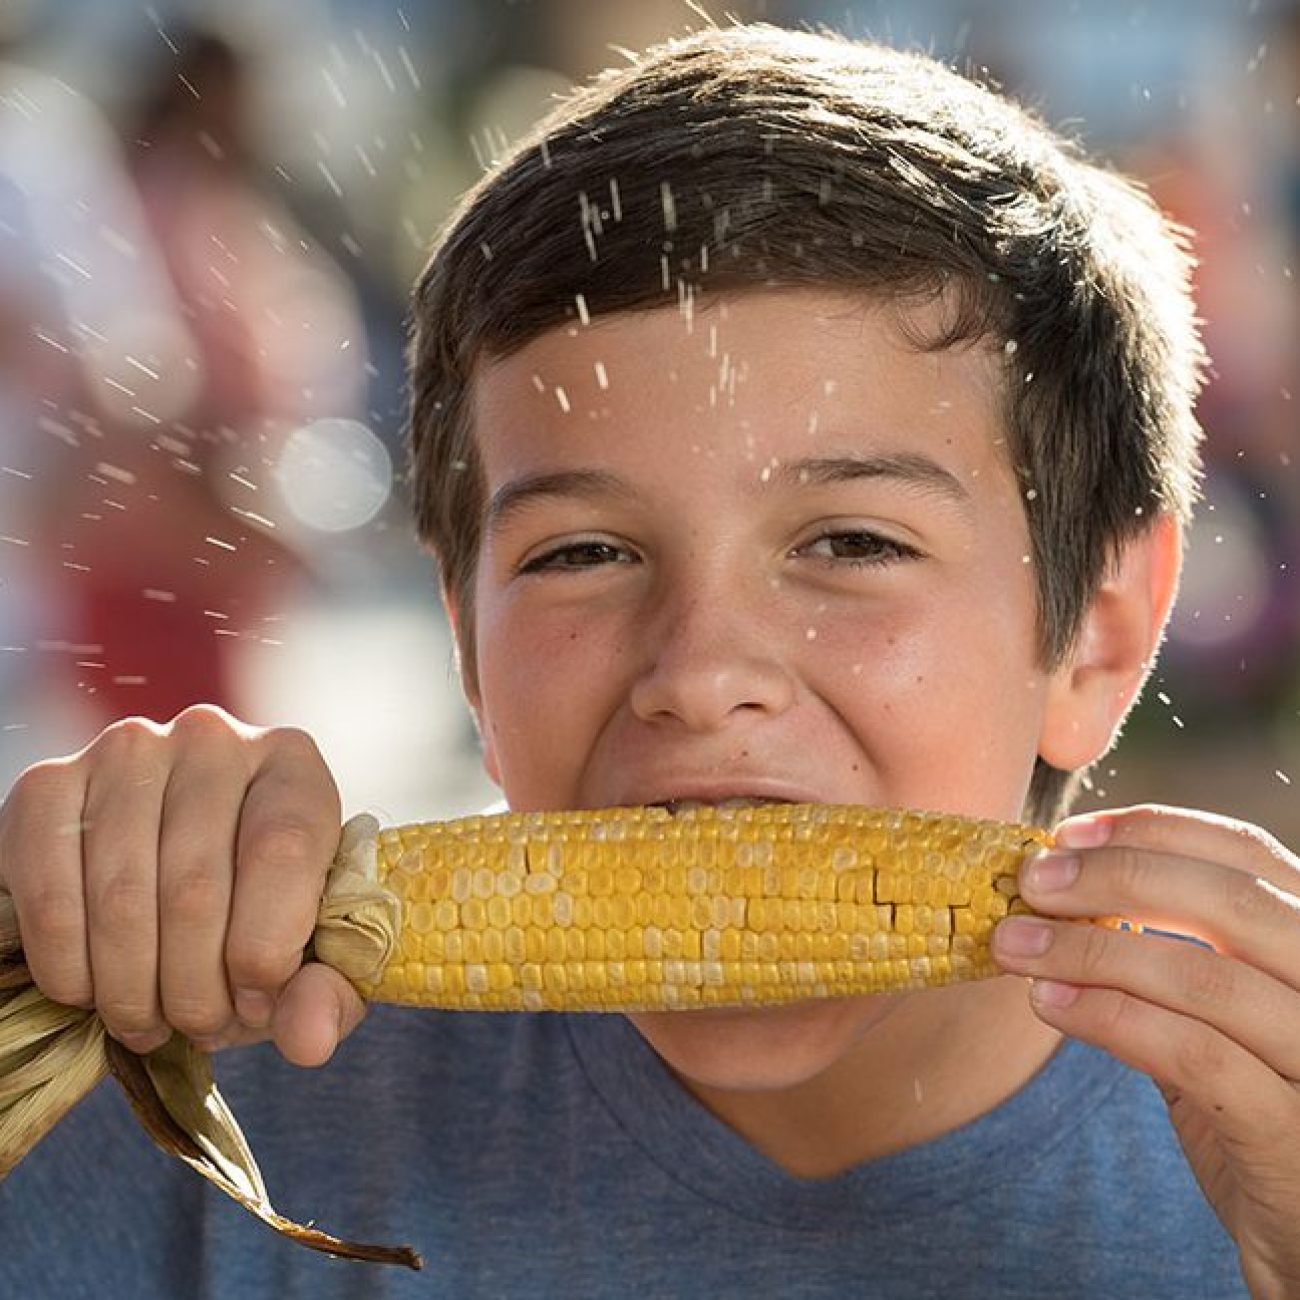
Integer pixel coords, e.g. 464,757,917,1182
462,288,1086,1089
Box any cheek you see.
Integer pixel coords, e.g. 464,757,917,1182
483,604,616,700
475,601,624,801
808,597,1045,817
807,604,952,719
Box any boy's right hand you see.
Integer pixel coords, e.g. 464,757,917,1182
0,705,364,1066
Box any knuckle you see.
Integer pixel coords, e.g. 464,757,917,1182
101,998,164,1037
1218,812,1277,852
1172,1025,1231,1086
16,889,91,1005
265,728,338,799
1119,802,1168,826
226,934,295,991
88,874,157,934
1075,923,1114,982
87,720,168,793
171,702,236,730
159,860,228,926
1230,820,1290,876
6,757,79,813
98,716,166,756
265,725,322,762
1091,986,1138,1040
1107,845,1160,901
21,885,84,948
1108,804,1175,842
1196,810,1290,877
169,703,250,747
243,817,321,876
1176,949,1236,1010
160,993,231,1041
1220,868,1286,929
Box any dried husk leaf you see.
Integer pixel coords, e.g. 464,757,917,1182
0,893,109,1175
0,1012,106,1175
0,892,20,962
0,854,421,1271
104,1036,421,1269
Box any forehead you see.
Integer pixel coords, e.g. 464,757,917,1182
470,287,1013,490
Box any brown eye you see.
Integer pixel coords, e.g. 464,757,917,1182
520,540,633,572
800,530,919,567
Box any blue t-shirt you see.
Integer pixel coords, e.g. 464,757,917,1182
0,1007,1245,1298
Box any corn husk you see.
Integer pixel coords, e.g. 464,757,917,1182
0,838,420,1270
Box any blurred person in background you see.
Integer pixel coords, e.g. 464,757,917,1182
0,11,195,751
24,24,366,728
1130,117,1300,727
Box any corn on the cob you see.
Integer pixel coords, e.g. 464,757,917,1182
324,804,1049,1013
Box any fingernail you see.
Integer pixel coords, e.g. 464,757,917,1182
1023,850,1080,893
1054,816,1112,849
235,988,274,1028
336,994,366,1041
995,916,1055,957
1030,978,1080,1010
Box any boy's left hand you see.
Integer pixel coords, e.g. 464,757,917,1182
992,804,1300,1300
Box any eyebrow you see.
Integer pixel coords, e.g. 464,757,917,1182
484,451,972,533
771,453,972,511
485,469,634,533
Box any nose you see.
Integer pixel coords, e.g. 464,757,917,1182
628,588,796,732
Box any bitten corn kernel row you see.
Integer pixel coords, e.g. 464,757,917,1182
346,803,1050,1013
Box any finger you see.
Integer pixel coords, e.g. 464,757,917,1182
0,758,92,1007
1055,803,1299,893
270,961,366,1067
1018,840,1300,989
81,718,171,1051
994,916,1300,1080
1017,975,1297,1146
226,729,341,1025
155,749,243,1045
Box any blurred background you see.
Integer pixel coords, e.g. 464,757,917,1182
0,0,1296,836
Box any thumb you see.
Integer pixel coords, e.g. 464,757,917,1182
270,960,367,1067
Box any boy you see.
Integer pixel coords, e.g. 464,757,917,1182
2,23,1298,1299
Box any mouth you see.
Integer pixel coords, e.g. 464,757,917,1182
649,795,798,816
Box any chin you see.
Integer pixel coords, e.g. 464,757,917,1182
627,994,899,1092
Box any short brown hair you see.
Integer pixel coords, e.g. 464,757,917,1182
407,24,1205,824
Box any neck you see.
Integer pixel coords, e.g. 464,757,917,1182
676,978,1061,1178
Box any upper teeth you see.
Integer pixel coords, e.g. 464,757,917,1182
663,797,775,813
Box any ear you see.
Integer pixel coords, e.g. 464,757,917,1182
1038,514,1183,771
441,580,502,788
